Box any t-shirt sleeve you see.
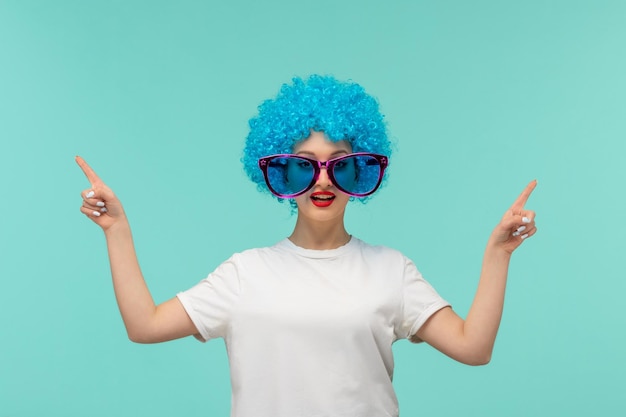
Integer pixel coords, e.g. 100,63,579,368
399,256,450,342
176,255,241,342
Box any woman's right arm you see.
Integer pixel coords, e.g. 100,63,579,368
76,156,198,343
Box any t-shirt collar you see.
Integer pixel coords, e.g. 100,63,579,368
276,236,357,259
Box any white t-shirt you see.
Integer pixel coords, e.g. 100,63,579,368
177,237,449,417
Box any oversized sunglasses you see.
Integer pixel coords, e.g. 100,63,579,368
258,153,389,198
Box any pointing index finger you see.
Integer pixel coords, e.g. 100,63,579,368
75,156,103,185
510,180,537,211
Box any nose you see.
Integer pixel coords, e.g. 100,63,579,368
315,166,333,188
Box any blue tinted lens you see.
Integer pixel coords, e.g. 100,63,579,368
267,156,315,196
333,155,381,195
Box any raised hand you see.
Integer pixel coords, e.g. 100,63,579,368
76,156,126,231
415,180,538,364
489,180,538,254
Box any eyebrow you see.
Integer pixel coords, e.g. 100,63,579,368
295,149,350,158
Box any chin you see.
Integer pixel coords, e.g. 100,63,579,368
296,199,348,223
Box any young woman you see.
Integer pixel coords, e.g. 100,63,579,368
77,75,537,417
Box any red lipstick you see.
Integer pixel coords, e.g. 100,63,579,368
310,191,335,208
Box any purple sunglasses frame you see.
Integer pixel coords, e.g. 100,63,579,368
258,152,389,198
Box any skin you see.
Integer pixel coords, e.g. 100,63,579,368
415,180,537,364
76,131,537,364
77,156,197,343
289,131,353,250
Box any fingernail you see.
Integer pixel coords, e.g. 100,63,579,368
86,191,95,198
96,201,105,207
92,211,101,217
516,225,527,233
100,207,108,213
512,231,520,237
521,233,529,239
522,217,531,223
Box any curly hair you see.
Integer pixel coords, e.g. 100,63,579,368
242,75,391,204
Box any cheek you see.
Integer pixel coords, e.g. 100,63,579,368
334,193,351,207
294,195,304,205
294,195,309,208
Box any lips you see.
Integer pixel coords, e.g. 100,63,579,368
310,191,335,207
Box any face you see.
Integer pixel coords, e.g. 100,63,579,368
292,131,352,222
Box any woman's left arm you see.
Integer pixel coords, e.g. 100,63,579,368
415,180,537,365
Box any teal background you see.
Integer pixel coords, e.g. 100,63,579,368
1,0,625,415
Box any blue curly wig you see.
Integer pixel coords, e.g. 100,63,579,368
243,75,391,203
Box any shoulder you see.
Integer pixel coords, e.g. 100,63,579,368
352,238,407,261
227,240,290,263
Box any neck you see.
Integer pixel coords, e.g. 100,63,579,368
289,215,351,250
